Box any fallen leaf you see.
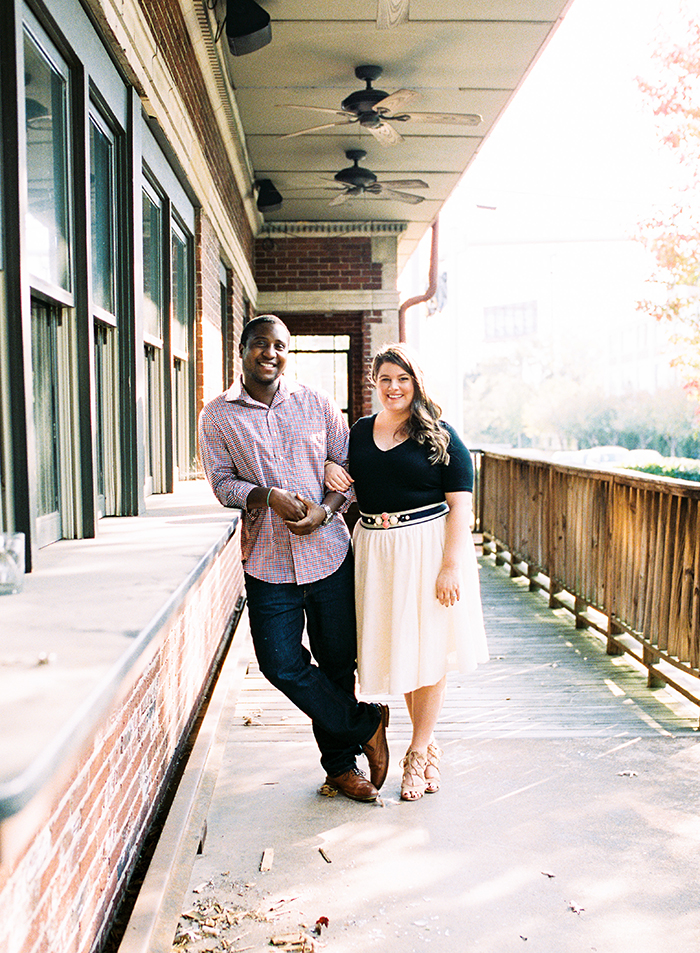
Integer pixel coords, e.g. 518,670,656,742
317,782,339,797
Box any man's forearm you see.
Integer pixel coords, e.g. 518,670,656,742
321,491,347,515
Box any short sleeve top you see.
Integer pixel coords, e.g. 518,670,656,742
348,415,474,514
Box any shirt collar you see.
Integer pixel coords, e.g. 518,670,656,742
225,374,301,405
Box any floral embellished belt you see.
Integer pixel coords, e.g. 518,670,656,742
359,501,449,530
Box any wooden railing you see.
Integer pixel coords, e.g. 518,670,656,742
477,451,700,708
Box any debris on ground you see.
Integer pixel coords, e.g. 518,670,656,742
172,887,275,951
260,848,274,872
269,931,316,951
568,901,585,915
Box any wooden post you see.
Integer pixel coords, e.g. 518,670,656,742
643,644,664,688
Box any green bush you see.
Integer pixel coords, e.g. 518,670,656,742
627,459,700,483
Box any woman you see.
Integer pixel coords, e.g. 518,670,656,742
326,344,488,801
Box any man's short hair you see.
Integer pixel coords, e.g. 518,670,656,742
240,314,289,348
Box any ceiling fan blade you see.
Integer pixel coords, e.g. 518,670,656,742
404,111,483,126
375,88,418,113
280,120,356,139
380,187,425,205
376,0,410,29
379,178,429,189
366,120,404,146
328,191,352,206
282,104,348,117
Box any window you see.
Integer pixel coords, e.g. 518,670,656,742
142,181,165,495
90,114,116,316
171,222,193,480
483,302,538,341
24,16,79,546
288,335,350,420
220,262,231,387
90,110,120,516
24,20,72,291
142,185,164,343
31,301,61,545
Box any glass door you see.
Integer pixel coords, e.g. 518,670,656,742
31,299,61,545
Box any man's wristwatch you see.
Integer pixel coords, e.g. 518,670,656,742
320,503,334,526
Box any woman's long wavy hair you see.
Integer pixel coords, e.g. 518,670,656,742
371,344,450,465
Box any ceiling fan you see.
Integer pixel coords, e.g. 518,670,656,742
323,149,428,206
280,65,482,147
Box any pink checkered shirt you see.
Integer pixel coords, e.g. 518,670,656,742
198,376,351,585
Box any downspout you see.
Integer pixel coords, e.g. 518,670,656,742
398,218,439,342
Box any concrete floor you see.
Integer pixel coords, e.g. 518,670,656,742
175,559,700,953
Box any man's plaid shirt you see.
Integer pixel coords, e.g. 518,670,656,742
198,376,351,585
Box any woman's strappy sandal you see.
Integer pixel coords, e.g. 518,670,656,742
400,748,428,801
425,742,443,794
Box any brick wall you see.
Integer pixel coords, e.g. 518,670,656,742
255,236,383,292
137,0,253,263
0,532,245,953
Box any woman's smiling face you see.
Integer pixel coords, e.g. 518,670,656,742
375,361,415,416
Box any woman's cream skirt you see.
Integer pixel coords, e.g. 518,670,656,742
353,514,488,696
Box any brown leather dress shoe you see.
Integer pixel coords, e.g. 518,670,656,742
362,703,390,790
325,767,378,802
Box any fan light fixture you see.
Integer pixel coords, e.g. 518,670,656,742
255,179,282,212
226,0,271,56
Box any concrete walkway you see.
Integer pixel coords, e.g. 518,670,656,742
174,558,700,953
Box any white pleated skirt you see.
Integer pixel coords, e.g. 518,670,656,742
353,514,489,696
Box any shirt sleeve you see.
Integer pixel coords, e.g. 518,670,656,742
198,406,259,510
321,393,353,508
441,423,475,493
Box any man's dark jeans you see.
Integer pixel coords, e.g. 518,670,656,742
244,550,379,778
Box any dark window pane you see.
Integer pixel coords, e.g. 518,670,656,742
24,26,71,289
31,301,60,520
171,229,189,354
90,119,115,314
142,190,163,339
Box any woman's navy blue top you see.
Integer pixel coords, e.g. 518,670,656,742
348,414,474,514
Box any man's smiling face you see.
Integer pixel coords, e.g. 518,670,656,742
239,320,290,388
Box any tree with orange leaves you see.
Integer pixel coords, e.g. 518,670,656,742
636,5,700,399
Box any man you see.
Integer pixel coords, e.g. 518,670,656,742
198,315,389,801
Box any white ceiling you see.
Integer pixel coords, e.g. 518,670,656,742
214,0,574,267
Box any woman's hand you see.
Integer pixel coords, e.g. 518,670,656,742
436,491,473,606
324,461,353,492
436,565,460,606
